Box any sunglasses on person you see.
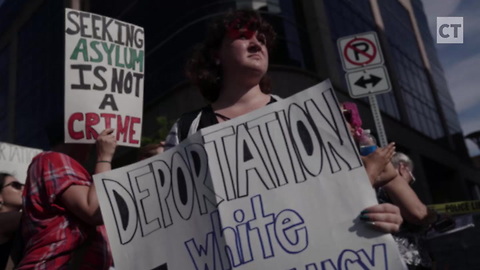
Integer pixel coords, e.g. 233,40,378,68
1,181,24,191
406,169,416,185
342,109,353,123
227,18,260,40
398,161,416,184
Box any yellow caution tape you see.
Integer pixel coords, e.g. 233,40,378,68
428,200,480,215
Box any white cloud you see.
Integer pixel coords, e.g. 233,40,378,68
460,115,480,135
421,0,460,16
421,0,462,33
422,0,480,50
422,1,480,158
445,53,480,113
465,139,480,157
464,13,480,44
459,110,480,157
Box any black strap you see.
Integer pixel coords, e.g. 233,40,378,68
178,96,278,142
177,106,216,142
178,109,203,142
214,112,231,121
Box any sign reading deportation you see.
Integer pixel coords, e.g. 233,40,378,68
0,142,42,183
94,81,404,270
64,8,144,147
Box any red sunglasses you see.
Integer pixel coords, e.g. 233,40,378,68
226,18,259,40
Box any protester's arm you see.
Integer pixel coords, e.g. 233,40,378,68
360,203,403,233
61,129,117,226
375,162,398,187
382,170,436,226
61,185,102,225
94,128,116,174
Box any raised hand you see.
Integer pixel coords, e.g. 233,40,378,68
362,142,396,186
375,162,398,187
96,128,117,163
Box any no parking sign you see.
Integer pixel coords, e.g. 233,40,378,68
338,32,384,70
337,32,391,147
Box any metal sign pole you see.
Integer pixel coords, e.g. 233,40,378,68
338,32,391,147
368,95,388,147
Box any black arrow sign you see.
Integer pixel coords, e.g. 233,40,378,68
354,74,382,88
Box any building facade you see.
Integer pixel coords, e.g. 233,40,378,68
1,0,479,203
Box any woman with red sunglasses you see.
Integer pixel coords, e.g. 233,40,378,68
164,9,277,146
164,9,403,234
0,173,24,269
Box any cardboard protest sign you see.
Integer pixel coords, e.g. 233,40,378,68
64,8,144,147
0,142,42,183
94,80,405,270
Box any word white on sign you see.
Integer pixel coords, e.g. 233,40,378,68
437,17,463,44
338,32,384,71
346,66,391,98
94,80,405,270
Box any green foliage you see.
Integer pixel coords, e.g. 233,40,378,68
141,116,174,145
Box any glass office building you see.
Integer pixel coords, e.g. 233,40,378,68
0,0,478,202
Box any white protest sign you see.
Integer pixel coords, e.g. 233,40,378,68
94,80,404,270
0,142,42,183
64,8,144,147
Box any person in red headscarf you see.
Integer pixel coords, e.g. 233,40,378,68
17,129,117,270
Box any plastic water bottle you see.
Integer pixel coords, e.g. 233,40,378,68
358,129,377,156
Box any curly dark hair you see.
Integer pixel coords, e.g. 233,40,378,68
186,9,277,103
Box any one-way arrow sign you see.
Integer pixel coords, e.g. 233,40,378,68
346,66,391,98
354,74,382,88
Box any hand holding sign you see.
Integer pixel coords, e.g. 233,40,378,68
96,128,117,162
94,81,406,270
360,203,403,233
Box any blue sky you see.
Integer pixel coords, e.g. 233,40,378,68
421,0,480,157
